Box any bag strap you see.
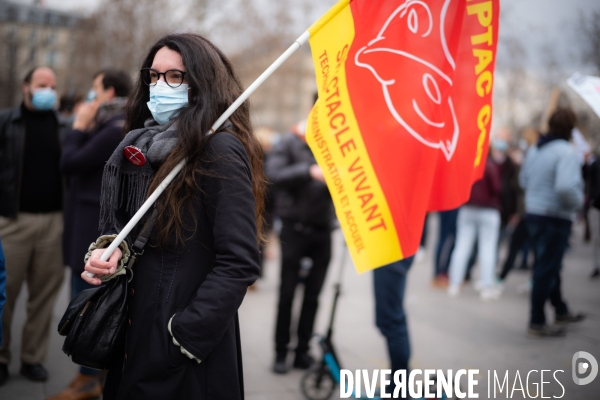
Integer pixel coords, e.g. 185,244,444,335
131,208,157,255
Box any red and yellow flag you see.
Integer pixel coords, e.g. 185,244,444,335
306,0,500,273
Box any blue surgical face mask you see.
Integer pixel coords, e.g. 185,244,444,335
491,138,509,152
31,87,57,111
86,89,97,102
147,81,189,125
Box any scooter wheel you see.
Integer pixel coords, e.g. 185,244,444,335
300,363,336,400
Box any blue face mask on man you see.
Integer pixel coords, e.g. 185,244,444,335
147,81,189,125
31,87,57,111
491,138,509,153
86,89,97,102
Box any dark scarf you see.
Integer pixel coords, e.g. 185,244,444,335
99,119,178,230
537,133,567,148
95,97,128,127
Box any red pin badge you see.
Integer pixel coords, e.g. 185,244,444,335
123,146,146,166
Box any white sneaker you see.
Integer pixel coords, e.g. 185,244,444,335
448,285,460,297
480,287,501,301
415,246,426,263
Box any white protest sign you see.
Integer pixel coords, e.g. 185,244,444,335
567,72,600,119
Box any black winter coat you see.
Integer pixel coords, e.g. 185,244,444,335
0,105,68,218
498,156,520,225
265,133,333,228
585,159,600,209
61,114,125,273
103,132,260,400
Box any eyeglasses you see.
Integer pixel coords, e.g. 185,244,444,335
140,68,187,88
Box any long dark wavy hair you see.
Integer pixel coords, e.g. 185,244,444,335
124,33,266,245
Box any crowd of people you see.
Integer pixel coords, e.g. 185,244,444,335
259,107,596,391
423,108,595,338
0,32,596,399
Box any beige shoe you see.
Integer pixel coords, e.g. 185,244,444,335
46,373,102,400
431,274,449,289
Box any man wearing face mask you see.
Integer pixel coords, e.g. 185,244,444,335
47,69,132,400
0,66,68,385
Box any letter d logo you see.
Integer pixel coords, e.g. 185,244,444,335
572,351,598,385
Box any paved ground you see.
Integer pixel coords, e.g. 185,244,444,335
1,214,599,399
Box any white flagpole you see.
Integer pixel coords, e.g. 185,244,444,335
88,0,351,277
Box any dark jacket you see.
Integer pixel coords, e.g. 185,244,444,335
496,156,520,225
61,114,126,273
0,105,68,218
0,237,5,345
103,132,259,400
263,152,276,229
265,133,333,228
585,159,600,209
467,158,502,209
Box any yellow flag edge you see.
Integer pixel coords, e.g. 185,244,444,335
307,0,352,38
306,3,404,274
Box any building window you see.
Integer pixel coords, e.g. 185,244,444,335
28,9,40,24
48,30,57,45
46,51,59,67
48,12,59,26
6,5,17,21
30,28,37,44
29,48,36,64
8,46,17,61
7,25,16,41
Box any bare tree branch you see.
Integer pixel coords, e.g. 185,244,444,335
579,9,600,74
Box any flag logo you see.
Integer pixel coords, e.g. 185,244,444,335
354,0,459,161
306,0,499,272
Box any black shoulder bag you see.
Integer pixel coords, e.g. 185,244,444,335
57,211,156,370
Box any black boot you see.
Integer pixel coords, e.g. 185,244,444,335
555,312,586,326
20,363,48,382
527,324,566,338
0,363,8,386
293,352,315,369
272,353,288,374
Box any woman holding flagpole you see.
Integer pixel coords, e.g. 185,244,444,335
81,33,265,399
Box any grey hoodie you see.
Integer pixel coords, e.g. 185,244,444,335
519,138,583,221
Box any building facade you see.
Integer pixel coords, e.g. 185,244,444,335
0,0,79,108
